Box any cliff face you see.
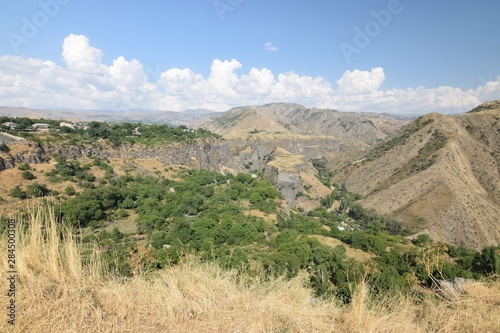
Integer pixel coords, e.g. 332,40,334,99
1,139,238,173
0,137,332,208
0,142,50,168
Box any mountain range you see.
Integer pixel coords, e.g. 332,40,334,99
0,106,218,127
196,102,500,249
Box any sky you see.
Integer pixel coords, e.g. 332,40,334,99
0,0,499,114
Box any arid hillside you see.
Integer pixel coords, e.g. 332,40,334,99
196,103,407,145
1,208,499,333
333,101,500,249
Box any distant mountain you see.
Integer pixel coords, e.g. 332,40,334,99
183,108,221,115
196,103,407,145
380,113,419,121
332,101,500,249
0,107,219,127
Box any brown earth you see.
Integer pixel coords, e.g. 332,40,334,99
333,102,500,249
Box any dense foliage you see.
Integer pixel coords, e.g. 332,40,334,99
46,162,497,302
0,117,221,146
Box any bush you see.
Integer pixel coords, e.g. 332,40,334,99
27,183,50,197
120,197,135,209
0,143,9,153
18,163,31,171
413,234,433,246
64,185,76,196
115,209,129,219
10,186,27,199
22,171,36,180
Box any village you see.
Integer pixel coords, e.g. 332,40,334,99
0,119,142,144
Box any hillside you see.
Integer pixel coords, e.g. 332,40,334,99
333,101,500,249
1,207,499,333
196,103,407,145
0,106,218,127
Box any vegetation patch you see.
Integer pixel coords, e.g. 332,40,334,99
0,116,221,147
365,117,435,162
372,129,448,193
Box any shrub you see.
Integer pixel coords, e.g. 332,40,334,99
413,234,433,246
22,170,36,180
64,185,76,196
0,143,9,153
18,163,32,171
10,186,27,199
115,209,129,219
27,183,50,197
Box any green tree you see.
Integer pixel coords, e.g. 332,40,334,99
249,192,263,205
111,227,124,242
475,245,500,275
62,198,105,227
264,252,301,278
413,234,433,247
235,173,254,184
64,185,76,196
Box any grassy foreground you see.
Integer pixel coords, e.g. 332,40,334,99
1,208,499,333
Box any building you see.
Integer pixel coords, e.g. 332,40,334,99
1,122,17,129
60,122,75,130
32,123,51,131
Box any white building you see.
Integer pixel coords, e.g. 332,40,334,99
60,122,75,130
32,123,51,131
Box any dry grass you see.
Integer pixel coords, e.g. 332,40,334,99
1,207,499,333
267,148,305,171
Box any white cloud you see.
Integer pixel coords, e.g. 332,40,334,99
264,42,278,51
336,67,385,94
62,34,104,73
0,34,498,114
475,75,500,101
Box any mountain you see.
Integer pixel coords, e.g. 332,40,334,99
332,101,500,249
0,107,219,127
196,103,407,145
194,103,409,211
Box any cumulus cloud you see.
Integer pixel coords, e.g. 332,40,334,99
265,42,278,51
0,34,497,113
62,34,104,73
475,75,500,101
336,67,385,94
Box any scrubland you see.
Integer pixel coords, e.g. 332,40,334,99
1,208,498,333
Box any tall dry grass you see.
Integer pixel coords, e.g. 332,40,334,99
1,207,499,332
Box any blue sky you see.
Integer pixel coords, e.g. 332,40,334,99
0,0,499,114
